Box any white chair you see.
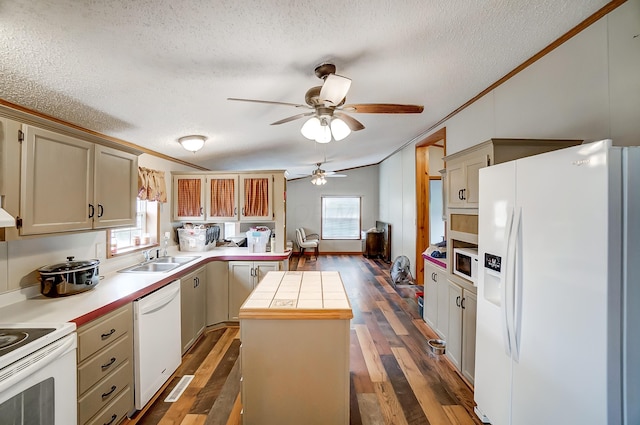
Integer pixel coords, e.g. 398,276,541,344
299,228,319,243
295,228,319,259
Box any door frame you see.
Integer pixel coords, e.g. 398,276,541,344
415,127,446,285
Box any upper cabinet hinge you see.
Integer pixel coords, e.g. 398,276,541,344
18,130,24,142
486,155,490,167
16,217,22,229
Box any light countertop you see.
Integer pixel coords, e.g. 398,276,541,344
0,247,292,327
239,271,353,320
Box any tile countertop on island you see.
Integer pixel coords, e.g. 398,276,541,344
0,247,292,327
239,271,353,320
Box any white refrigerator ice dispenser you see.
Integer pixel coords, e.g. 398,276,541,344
474,140,639,425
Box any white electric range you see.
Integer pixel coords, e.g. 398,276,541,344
0,322,77,424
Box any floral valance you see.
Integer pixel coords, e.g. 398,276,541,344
138,167,167,203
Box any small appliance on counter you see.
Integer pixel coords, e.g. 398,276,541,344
37,256,100,297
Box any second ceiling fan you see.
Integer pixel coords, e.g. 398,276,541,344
228,63,424,143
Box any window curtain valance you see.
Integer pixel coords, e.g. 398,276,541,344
138,167,167,203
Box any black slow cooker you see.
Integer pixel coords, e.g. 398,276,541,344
38,256,100,297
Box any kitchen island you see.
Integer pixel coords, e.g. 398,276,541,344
239,270,352,425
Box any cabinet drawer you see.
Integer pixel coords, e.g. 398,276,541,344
85,385,133,425
78,333,132,394
78,360,133,424
78,305,132,362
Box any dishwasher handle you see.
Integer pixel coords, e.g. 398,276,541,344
137,280,180,315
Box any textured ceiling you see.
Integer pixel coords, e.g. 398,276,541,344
0,0,610,178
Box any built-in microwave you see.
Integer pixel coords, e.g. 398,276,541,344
453,247,478,284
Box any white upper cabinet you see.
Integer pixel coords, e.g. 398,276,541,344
19,125,138,235
239,174,273,221
172,175,206,221
206,174,239,221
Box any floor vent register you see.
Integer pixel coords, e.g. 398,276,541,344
164,375,194,403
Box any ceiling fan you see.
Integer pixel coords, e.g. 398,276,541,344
228,63,424,143
308,162,346,185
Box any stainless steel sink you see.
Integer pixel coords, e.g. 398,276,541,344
152,256,199,264
119,256,199,273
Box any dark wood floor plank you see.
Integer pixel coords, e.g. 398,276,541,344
380,354,430,425
203,357,241,425
190,339,241,415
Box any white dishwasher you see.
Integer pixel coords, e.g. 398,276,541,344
133,279,181,409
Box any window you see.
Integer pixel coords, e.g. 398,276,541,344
107,199,159,257
321,196,361,240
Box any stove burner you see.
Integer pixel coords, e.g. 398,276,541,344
0,331,28,350
0,328,56,357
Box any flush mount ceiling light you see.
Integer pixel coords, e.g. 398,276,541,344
178,135,207,153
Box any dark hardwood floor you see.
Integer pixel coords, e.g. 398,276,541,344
126,254,481,425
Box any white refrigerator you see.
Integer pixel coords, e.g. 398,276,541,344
474,140,639,425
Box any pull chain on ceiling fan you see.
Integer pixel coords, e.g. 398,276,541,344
228,63,423,143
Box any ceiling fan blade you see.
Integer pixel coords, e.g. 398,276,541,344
333,112,365,131
270,112,315,125
342,103,424,114
227,97,309,108
319,74,352,106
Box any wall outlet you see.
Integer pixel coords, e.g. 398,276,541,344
96,242,105,258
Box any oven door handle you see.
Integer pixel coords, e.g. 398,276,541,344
0,333,76,392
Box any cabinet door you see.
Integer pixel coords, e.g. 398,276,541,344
254,261,280,285
173,175,205,221
423,262,439,329
462,155,487,207
193,267,207,339
240,174,273,221
461,290,477,384
445,280,463,370
20,125,94,234
446,160,465,209
207,175,239,221
228,261,254,320
181,267,208,353
435,274,449,339
180,274,195,353
94,145,137,229
206,261,229,325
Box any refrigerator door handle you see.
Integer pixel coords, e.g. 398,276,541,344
502,206,516,357
512,207,524,362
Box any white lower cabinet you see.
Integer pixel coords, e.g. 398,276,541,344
445,279,477,385
76,304,133,425
423,260,447,334
206,261,229,325
228,261,280,320
180,266,207,354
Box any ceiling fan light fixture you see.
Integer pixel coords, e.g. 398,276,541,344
311,175,327,185
300,117,321,140
315,124,332,144
330,118,351,141
178,135,207,153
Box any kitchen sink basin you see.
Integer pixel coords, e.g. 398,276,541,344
118,255,199,273
153,256,199,264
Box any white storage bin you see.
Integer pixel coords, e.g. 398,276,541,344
178,228,215,252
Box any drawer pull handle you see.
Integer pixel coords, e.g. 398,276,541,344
101,357,116,370
101,329,116,339
104,414,117,425
102,385,117,399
